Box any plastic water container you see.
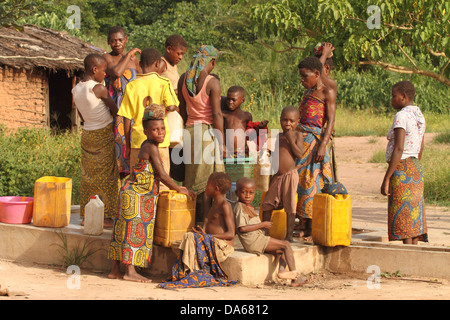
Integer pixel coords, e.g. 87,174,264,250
153,190,196,247
33,176,72,228
84,195,104,235
259,191,298,240
253,153,271,192
312,193,352,247
224,157,255,182
167,110,184,148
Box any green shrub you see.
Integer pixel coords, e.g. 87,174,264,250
0,128,81,204
369,149,386,164
432,132,450,145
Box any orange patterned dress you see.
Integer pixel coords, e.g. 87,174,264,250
296,90,333,219
108,159,159,268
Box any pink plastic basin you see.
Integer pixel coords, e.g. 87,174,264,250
0,196,34,224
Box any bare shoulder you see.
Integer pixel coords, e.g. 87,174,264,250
221,199,232,211
323,84,337,100
207,75,220,89
103,52,113,62
219,200,233,218
92,83,108,98
138,140,153,161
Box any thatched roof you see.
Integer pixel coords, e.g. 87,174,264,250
0,24,105,74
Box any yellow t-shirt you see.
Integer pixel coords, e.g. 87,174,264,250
118,72,179,149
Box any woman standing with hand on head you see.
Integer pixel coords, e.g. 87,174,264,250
103,26,142,178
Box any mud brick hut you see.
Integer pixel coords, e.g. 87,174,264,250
0,24,105,131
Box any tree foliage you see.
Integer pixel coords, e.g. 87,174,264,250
0,0,46,30
250,0,450,85
127,0,258,52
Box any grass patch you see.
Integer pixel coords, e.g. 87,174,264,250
54,230,100,268
432,132,450,145
422,144,450,207
369,140,449,207
335,108,392,137
334,109,450,137
369,149,386,164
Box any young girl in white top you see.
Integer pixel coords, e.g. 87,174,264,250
72,54,119,228
381,80,427,244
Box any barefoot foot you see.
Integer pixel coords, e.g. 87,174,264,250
123,273,152,283
278,270,299,280
107,270,124,280
291,275,311,287
295,230,312,241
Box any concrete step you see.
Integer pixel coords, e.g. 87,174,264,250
1,209,449,285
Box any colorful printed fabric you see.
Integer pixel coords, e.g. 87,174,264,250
388,157,428,242
158,232,237,289
184,123,225,194
321,181,348,196
105,68,138,107
185,45,219,96
108,159,160,268
299,90,326,129
296,124,333,219
105,68,138,176
80,123,119,218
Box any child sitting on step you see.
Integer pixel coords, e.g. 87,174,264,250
233,177,308,285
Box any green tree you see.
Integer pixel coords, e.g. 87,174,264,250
0,0,46,29
250,0,450,86
127,0,258,51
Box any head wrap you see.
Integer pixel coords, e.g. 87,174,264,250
143,103,166,121
313,42,333,58
185,45,219,96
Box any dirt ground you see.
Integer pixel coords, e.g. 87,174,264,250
1,134,449,301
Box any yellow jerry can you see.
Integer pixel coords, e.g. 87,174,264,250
259,191,298,240
154,190,196,247
33,176,72,228
312,193,352,247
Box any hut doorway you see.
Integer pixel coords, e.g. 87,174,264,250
48,70,73,131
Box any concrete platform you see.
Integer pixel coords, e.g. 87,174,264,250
1,207,449,285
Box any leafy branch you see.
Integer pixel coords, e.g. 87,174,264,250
250,0,450,86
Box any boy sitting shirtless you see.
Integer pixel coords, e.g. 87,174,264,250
171,172,235,274
261,106,304,242
222,86,268,157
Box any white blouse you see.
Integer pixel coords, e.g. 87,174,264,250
385,105,426,162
